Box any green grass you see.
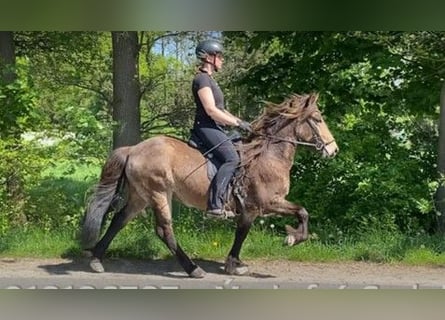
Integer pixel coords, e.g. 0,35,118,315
402,248,445,265
2,220,445,267
0,227,81,258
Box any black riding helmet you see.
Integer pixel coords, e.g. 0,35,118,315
195,40,224,59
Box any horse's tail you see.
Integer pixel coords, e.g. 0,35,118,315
80,146,130,249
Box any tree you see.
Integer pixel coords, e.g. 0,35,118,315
0,31,15,83
111,32,141,148
138,31,200,138
0,31,18,200
0,31,35,225
436,82,445,234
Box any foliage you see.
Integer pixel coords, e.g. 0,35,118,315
0,58,38,137
138,31,199,140
224,31,443,237
1,34,111,233
0,57,42,233
0,137,48,233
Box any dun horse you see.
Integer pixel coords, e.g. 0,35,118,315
81,93,338,277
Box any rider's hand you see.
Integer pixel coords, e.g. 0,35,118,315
238,120,253,133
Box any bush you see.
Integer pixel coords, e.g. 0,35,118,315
289,110,438,239
0,137,49,232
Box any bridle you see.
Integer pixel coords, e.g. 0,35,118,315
254,117,335,152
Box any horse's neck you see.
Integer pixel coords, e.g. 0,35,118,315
263,141,296,166
262,126,297,164
242,137,297,170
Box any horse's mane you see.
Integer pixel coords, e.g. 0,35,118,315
239,93,318,166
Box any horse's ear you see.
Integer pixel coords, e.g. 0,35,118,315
304,93,319,108
310,93,319,104
303,95,311,108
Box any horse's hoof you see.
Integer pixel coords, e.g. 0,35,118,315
233,265,249,276
284,234,297,246
224,258,249,276
90,258,105,273
189,266,206,278
284,224,307,246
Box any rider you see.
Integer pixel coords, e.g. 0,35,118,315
191,39,252,218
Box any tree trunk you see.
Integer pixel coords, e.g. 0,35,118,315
111,31,141,149
436,81,445,234
0,31,26,223
0,31,16,83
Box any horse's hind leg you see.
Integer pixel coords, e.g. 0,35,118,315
152,193,205,278
89,196,145,273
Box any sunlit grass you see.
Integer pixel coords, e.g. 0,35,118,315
402,248,445,266
2,223,445,267
0,227,80,258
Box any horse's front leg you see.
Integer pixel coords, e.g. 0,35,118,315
225,213,256,275
284,207,308,246
267,199,309,246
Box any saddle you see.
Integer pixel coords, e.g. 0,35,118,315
188,129,247,214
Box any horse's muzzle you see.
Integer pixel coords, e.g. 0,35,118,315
323,141,339,158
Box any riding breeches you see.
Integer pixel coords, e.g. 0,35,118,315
194,126,240,210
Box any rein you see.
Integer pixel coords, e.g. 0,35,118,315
255,133,324,150
251,117,335,152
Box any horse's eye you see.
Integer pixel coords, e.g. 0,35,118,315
312,114,322,123
312,115,322,123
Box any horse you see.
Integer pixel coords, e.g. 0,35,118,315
80,92,339,277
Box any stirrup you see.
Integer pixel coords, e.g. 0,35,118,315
205,208,235,219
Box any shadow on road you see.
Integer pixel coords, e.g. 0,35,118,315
37,257,276,279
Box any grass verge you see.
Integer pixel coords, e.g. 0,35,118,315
2,219,445,267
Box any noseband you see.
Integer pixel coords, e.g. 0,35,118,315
305,117,335,151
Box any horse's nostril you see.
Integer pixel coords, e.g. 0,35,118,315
328,147,339,157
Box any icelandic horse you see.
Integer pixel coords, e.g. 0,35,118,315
81,93,338,277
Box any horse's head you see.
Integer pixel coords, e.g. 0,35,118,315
249,93,338,158
293,93,338,157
